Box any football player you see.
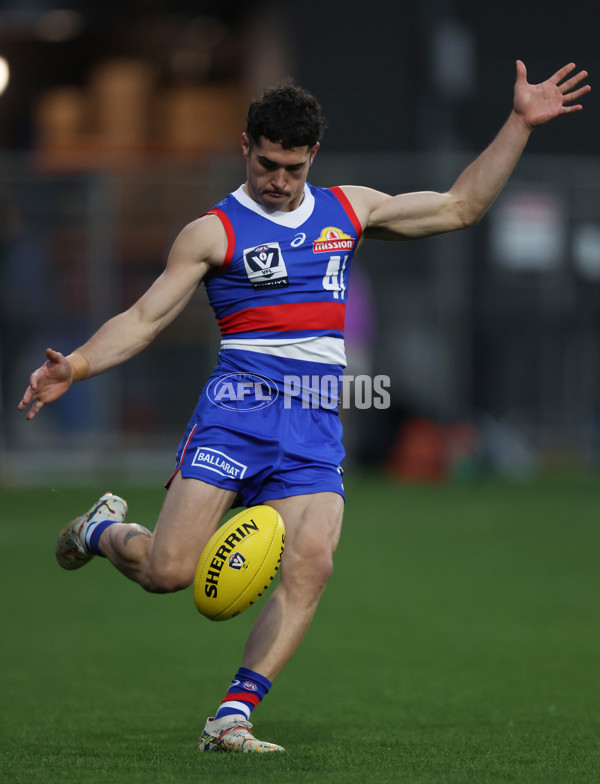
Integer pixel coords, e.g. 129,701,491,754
19,61,589,753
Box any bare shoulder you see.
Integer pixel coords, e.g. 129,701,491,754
338,184,457,240
335,185,392,230
169,212,229,269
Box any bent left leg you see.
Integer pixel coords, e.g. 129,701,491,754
240,491,344,681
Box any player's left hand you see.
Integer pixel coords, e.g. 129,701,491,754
513,60,590,129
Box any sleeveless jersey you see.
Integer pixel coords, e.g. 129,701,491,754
204,182,362,405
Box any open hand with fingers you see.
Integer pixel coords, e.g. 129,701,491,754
18,347,74,420
514,60,590,129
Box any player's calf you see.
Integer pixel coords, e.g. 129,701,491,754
136,557,194,594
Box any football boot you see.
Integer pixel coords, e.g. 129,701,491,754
55,492,128,570
198,715,284,753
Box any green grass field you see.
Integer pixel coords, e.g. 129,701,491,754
2,472,600,783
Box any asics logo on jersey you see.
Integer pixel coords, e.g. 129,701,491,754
291,232,306,247
243,242,289,289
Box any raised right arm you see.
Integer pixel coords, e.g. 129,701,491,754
19,213,227,420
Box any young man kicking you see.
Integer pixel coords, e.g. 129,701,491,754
19,61,589,752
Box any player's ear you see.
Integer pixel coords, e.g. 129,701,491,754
309,142,320,165
241,132,251,158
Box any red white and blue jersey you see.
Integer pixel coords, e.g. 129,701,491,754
204,182,363,397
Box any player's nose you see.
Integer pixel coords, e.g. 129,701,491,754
271,170,287,189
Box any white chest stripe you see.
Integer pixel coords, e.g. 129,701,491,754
220,335,347,367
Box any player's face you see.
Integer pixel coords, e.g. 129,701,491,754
242,133,319,212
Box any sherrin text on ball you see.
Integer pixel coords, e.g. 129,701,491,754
193,505,285,621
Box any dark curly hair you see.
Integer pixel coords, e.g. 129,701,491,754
245,79,327,150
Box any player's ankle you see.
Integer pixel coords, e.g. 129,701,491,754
215,667,272,721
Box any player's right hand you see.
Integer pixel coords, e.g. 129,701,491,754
18,348,73,420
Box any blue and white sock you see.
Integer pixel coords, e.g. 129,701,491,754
215,667,272,720
84,520,116,556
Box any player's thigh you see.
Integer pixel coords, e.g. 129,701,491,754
147,472,237,583
265,492,344,583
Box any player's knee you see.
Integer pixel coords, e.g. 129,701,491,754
307,547,334,587
140,559,193,594
284,543,334,599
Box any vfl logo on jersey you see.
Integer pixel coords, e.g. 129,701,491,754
313,226,355,254
243,242,289,289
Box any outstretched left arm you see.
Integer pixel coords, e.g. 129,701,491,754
347,61,590,241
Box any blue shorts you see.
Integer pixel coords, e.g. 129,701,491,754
168,377,346,507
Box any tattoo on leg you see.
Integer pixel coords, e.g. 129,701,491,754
123,528,152,546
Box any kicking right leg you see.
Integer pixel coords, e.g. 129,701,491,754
56,473,236,593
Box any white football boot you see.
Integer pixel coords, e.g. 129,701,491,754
55,492,128,570
198,715,284,753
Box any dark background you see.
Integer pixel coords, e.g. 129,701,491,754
0,0,596,154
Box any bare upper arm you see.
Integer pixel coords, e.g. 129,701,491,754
167,212,229,272
338,185,466,241
129,213,228,332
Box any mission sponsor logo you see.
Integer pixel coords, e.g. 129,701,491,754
313,226,355,253
243,241,289,289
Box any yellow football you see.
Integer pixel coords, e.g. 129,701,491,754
193,505,285,621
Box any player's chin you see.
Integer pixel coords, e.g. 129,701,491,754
262,191,289,206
